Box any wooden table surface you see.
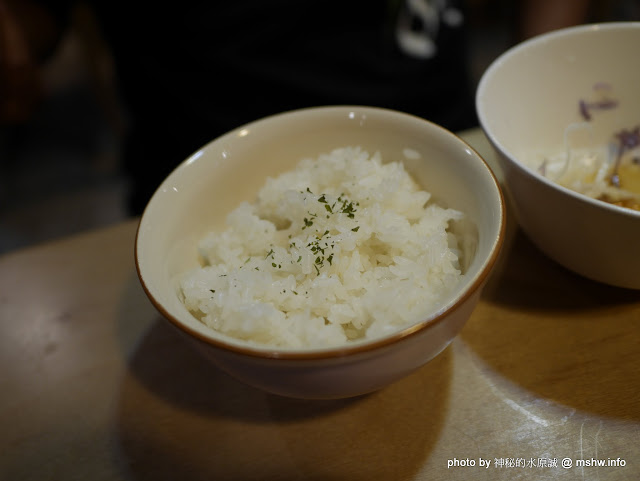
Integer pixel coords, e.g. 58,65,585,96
1,129,638,481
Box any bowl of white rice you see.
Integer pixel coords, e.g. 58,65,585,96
135,106,504,399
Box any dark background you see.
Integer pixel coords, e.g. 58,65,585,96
1,0,638,254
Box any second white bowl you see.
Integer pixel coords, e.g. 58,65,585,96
477,23,640,289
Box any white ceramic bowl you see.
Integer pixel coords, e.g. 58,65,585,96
135,106,504,399
477,22,640,289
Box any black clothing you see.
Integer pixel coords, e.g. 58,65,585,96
90,1,476,213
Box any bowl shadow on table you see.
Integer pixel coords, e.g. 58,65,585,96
113,280,454,481
463,218,640,422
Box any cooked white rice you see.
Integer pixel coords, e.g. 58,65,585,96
179,146,466,348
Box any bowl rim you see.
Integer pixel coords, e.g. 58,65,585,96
135,105,506,361
476,21,640,219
